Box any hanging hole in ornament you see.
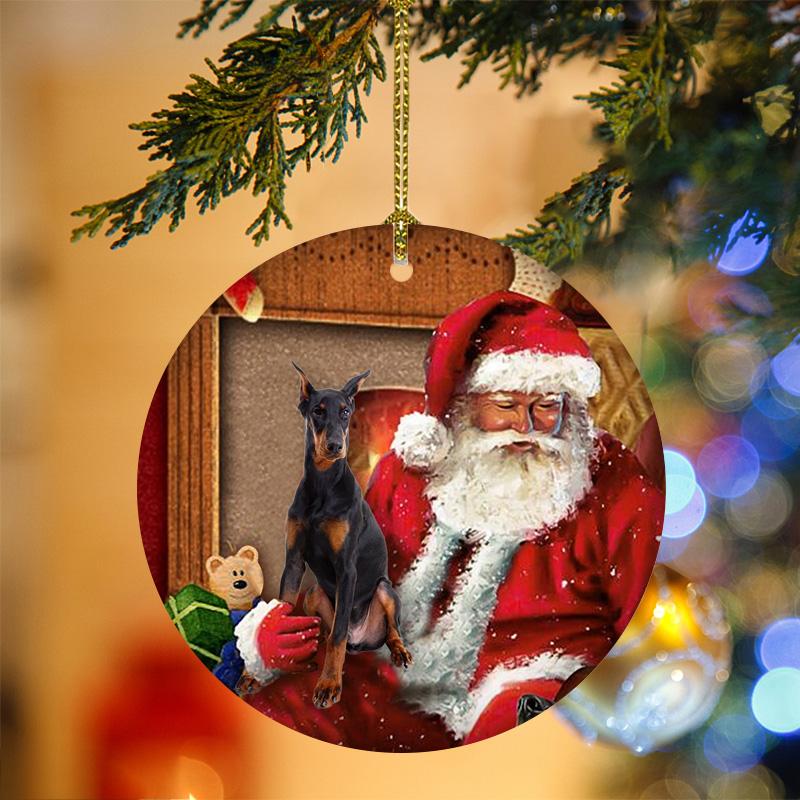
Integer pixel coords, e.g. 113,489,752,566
390,257,413,283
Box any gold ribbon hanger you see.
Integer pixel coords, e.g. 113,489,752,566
385,0,417,281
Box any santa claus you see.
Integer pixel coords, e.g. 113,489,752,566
238,291,664,751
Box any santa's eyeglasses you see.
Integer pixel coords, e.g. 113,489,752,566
488,392,566,436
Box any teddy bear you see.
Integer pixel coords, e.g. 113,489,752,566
205,545,264,611
205,545,265,692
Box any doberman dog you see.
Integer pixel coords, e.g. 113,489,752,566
279,363,412,709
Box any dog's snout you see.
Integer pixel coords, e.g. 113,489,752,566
327,441,343,455
233,579,247,590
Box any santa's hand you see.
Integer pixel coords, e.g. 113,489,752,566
234,599,319,685
257,601,320,672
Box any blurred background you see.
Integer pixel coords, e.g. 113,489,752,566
2,1,799,798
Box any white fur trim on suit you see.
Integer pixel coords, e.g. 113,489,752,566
397,532,522,736
460,651,587,737
391,411,452,470
466,350,601,400
234,598,282,685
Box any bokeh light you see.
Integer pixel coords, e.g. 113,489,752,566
763,368,800,413
703,713,766,772
640,778,700,799
687,273,772,334
650,382,720,452
707,766,785,800
751,385,797,421
724,470,793,540
751,668,800,733
741,407,800,462
758,618,800,671
735,565,797,633
712,212,771,276
664,449,698,514
657,532,691,563
694,335,766,411
669,517,729,579
663,486,707,539
697,435,760,498
772,338,800,397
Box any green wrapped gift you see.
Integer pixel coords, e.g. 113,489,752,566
165,584,234,669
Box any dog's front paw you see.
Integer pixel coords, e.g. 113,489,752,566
389,640,413,669
312,676,342,709
236,671,262,696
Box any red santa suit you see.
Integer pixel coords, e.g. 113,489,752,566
241,291,664,751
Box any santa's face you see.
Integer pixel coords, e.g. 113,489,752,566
470,391,566,453
425,393,596,537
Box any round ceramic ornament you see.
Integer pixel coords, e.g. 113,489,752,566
136,224,667,752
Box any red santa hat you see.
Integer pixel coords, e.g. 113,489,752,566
391,290,602,470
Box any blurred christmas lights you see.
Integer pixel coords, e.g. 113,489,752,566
668,517,729,579
706,766,785,800
757,618,800,671
751,668,800,734
664,449,698,514
663,486,707,539
741,407,800,462
687,274,772,334
711,212,771,276
771,338,800,397
696,435,760,498
693,336,766,411
750,385,798,422
724,471,792,540
736,565,797,634
703,712,767,773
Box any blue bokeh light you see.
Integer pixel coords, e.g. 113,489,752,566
751,386,798,421
712,212,771,276
741,407,800,462
758,618,800,671
656,531,691,563
772,338,800,397
751,668,800,733
697,435,761,498
663,485,707,539
664,449,698,515
703,713,766,773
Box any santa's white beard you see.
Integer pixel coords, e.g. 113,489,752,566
424,408,597,540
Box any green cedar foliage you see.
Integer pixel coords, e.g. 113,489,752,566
71,1,387,248
71,1,800,346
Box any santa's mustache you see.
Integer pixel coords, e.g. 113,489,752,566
457,426,570,458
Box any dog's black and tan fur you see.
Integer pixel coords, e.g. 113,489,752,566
279,364,412,709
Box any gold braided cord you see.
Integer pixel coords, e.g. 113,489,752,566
385,0,417,264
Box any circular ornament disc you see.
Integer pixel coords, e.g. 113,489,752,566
137,225,665,752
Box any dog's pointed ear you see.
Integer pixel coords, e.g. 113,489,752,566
292,362,315,402
342,369,370,398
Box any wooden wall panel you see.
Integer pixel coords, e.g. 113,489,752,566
167,314,219,594
214,225,516,328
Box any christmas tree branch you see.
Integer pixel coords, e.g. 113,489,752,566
71,1,387,248
504,1,720,267
500,164,629,267
178,0,266,38
404,0,627,97
579,2,713,150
